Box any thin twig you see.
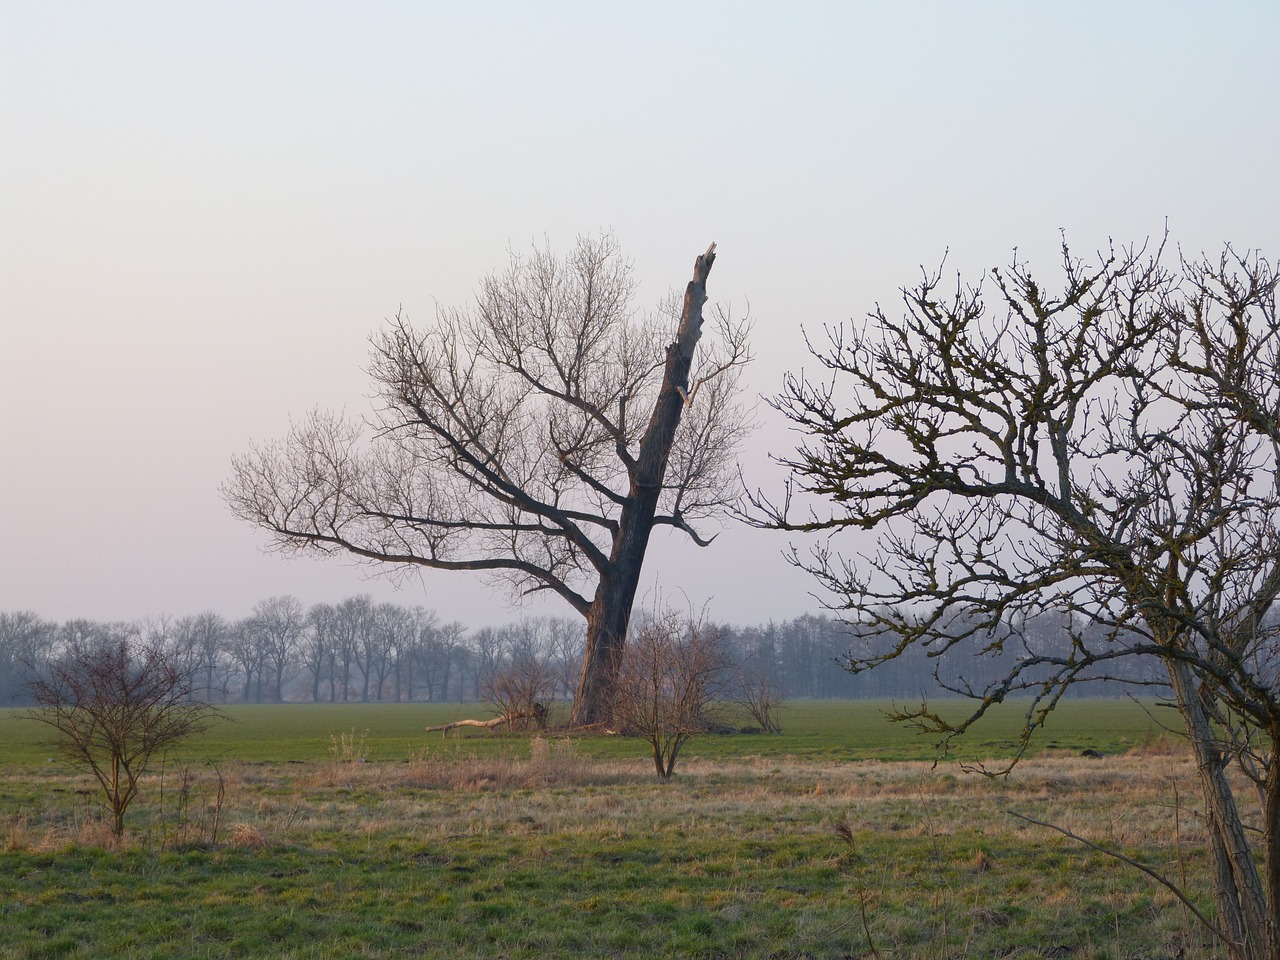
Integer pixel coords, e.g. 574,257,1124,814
1005,809,1235,952
857,887,884,960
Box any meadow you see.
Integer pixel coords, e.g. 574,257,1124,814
0,700,1221,959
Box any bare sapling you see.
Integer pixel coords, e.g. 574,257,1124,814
27,639,217,838
611,609,729,779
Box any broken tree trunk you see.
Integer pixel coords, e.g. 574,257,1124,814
569,242,718,727
424,709,542,737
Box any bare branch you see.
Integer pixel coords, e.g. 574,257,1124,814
226,236,751,727
1006,809,1236,952
761,235,1280,958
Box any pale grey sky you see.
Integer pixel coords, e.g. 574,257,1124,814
3,2,1278,626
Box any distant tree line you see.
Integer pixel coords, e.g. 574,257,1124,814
0,600,584,708
1,602,1170,709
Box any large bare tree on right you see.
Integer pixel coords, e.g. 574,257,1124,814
758,237,1280,960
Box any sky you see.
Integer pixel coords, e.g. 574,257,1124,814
3,2,1278,629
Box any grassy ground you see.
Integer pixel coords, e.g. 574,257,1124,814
0,701,1215,959
1,697,1170,765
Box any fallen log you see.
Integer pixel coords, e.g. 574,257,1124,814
425,710,538,737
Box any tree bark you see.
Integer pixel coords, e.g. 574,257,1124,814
1168,657,1270,960
1264,738,1280,960
569,243,717,727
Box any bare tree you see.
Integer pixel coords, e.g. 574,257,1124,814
417,618,464,702
466,626,507,701
480,656,553,731
160,613,228,703
346,595,384,702
249,596,304,702
303,603,338,702
332,595,370,702
731,663,785,734
757,237,1280,960
611,609,729,779
56,619,132,655
223,617,262,702
373,602,419,701
545,617,586,701
396,605,436,701
27,640,216,837
180,612,228,702
0,611,54,705
225,235,750,725
139,615,176,662
363,604,394,701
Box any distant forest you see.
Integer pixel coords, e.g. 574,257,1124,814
0,599,1168,708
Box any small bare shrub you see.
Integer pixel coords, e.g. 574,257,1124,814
732,666,785,734
611,610,729,779
481,659,552,732
26,640,218,837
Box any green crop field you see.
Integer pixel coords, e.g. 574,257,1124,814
1,697,1168,766
0,700,1214,960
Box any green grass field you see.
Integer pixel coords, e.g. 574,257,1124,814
0,700,1209,960
1,696,1169,766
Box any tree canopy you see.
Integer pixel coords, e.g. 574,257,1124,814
225,235,750,725
759,236,1280,960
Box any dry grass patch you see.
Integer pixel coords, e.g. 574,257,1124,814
303,737,635,794
0,739,1232,959
229,822,269,849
